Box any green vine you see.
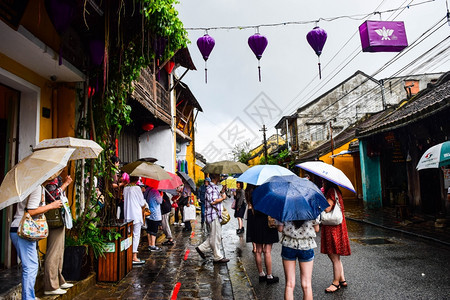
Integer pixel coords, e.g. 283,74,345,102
69,0,188,257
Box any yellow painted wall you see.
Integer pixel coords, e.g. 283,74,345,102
319,139,358,200
0,54,77,256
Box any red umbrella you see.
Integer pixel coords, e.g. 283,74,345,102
141,172,183,190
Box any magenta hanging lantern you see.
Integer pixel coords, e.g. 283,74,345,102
306,26,327,79
248,33,268,82
359,21,408,52
197,34,215,83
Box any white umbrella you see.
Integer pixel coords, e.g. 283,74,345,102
297,161,356,193
236,164,295,185
0,148,75,210
416,141,450,170
33,137,103,160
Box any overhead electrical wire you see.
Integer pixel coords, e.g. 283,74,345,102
283,15,449,138
266,0,419,128
184,0,436,31
266,13,448,131
269,0,392,123
298,36,450,138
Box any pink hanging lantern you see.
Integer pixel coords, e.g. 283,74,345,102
306,26,327,79
248,33,268,82
197,34,215,83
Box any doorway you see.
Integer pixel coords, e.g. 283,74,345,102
0,84,19,269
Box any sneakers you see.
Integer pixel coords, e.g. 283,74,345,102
60,282,73,289
132,259,145,265
148,246,162,252
44,288,67,295
266,275,279,284
195,246,206,259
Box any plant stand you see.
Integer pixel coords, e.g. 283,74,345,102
97,220,133,282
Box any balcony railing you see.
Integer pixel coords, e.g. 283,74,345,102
132,68,171,124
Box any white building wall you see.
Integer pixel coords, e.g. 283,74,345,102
139,125,175,173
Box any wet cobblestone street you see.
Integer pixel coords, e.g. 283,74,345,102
75,216,236,300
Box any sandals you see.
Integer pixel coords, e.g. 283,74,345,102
162,240,174,246
325,283,340,293
340,281,348,288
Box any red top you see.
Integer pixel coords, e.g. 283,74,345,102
320,187,351,256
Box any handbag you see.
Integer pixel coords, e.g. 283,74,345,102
267,216,277,229
320,190,343,226
142,207,151,222
18,192,49,241
220,207,231,225
44,188,64,228
231,199,236,210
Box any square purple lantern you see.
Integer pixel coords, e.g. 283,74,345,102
359,21,408,52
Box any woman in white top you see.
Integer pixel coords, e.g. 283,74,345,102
10,184,63,300
278,218,320,300
123,176,148,264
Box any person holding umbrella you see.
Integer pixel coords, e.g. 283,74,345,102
123,176,148,264
321,179,351,293
43,170,74,295
195,174,229,264
245,184,279,284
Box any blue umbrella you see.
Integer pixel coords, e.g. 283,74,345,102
253,175,329,221
237,164,295,185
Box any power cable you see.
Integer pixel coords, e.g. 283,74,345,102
184,0,436,31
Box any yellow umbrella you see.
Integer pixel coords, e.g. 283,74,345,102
33,137,103,160
121,161,171,181
0,148,75,210
220,177,246,189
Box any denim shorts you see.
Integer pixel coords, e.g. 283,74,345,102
281,246,315,262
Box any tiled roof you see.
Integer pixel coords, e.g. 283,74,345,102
358,72,450,137
295,110,393,162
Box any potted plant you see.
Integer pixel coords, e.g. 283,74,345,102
63,0,188,282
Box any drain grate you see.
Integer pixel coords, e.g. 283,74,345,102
352,238,394,245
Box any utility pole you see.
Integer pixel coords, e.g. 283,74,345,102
260,125,268,162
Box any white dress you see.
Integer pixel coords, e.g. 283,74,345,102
123,185,146,224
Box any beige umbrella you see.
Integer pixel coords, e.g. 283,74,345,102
202,160,249,174
33,137,103,160
121,161,171,181
0,147,75,210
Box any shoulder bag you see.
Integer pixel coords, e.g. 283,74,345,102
44,187,64,228
320,189,343,226
212,205,230,225
18,189,49,241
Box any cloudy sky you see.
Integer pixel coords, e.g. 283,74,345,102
175,0,450,162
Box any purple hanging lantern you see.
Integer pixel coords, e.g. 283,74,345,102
89,39,105,66
306,26,327,79
153,37,167,80
248,33,268,82
47,0,74,34
197,34,215,83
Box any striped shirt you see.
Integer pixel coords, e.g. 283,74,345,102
205,183,222,224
